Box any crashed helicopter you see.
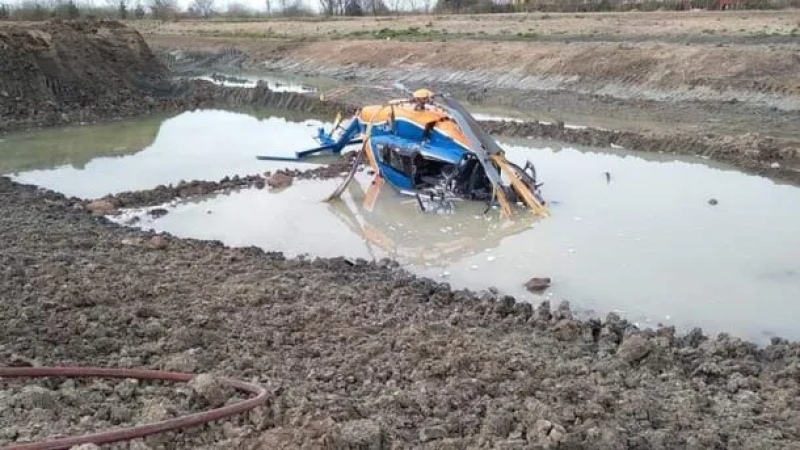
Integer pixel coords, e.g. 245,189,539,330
256,87,549,218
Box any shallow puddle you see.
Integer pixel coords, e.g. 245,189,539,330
4,109,800,343
1,109,344,198
190,72,315,93
121,142,800,344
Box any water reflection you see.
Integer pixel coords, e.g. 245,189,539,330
121,140,800,344
4,108,800,344
192,72,315,93
327,176,540,267
2,109,340,198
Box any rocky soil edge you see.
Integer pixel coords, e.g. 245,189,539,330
3,174,800,449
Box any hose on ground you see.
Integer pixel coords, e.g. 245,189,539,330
0,366,269,450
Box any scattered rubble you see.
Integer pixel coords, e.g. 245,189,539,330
525,277,552,293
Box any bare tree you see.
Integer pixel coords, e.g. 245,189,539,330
265,0,271,15
226,1,252,16
149,0,177,20
104,0,128,18
190,0,213,16
318,0,334,15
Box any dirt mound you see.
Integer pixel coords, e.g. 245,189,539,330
0,19,181,132
0,19,356,134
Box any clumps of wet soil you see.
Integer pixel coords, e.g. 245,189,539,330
482,119,800,183
0,19,353,134
0,374,244,447
78,153,358,214
0,19,175,133
3,174,800,449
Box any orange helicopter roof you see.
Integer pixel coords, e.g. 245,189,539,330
357,103,472,149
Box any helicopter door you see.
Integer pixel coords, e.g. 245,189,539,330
379,144,421,186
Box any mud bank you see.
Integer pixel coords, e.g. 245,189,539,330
0,20,351,135
0,19,177,133
149,44,800,185
78,153,358,214
480,119,800,185
252,41,800,110
3,20,798,186
4,174,800,448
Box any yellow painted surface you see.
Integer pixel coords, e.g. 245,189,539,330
357,104,472,149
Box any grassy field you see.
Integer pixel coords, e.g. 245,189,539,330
131,10,800,42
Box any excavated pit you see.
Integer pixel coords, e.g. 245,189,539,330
3,18,800,449
3,108,799,345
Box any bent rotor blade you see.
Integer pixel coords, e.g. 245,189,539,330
492,154,549,217
434,95,509,207
363,174,384,212
324,147,366,202
437,94,503,155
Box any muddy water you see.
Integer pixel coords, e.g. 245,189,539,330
122,140,800,344
1,109,342,198
191,72,315,93
4,110,800,343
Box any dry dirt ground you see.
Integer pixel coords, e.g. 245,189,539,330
132,11,800,42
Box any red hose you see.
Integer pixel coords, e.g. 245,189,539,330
0,366,268,450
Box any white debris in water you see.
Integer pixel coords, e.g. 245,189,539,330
610,143,624,149
666,315,671,320
574,217,583,221
487,256,496,262
470,265,479,270
440,272,450,278
567,248,576,253
771,162,781,169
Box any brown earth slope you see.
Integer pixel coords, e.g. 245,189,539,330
138,12,800,184
0,19,179,131
0,20,355,134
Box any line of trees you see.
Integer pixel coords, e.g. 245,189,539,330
0,0,797,21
